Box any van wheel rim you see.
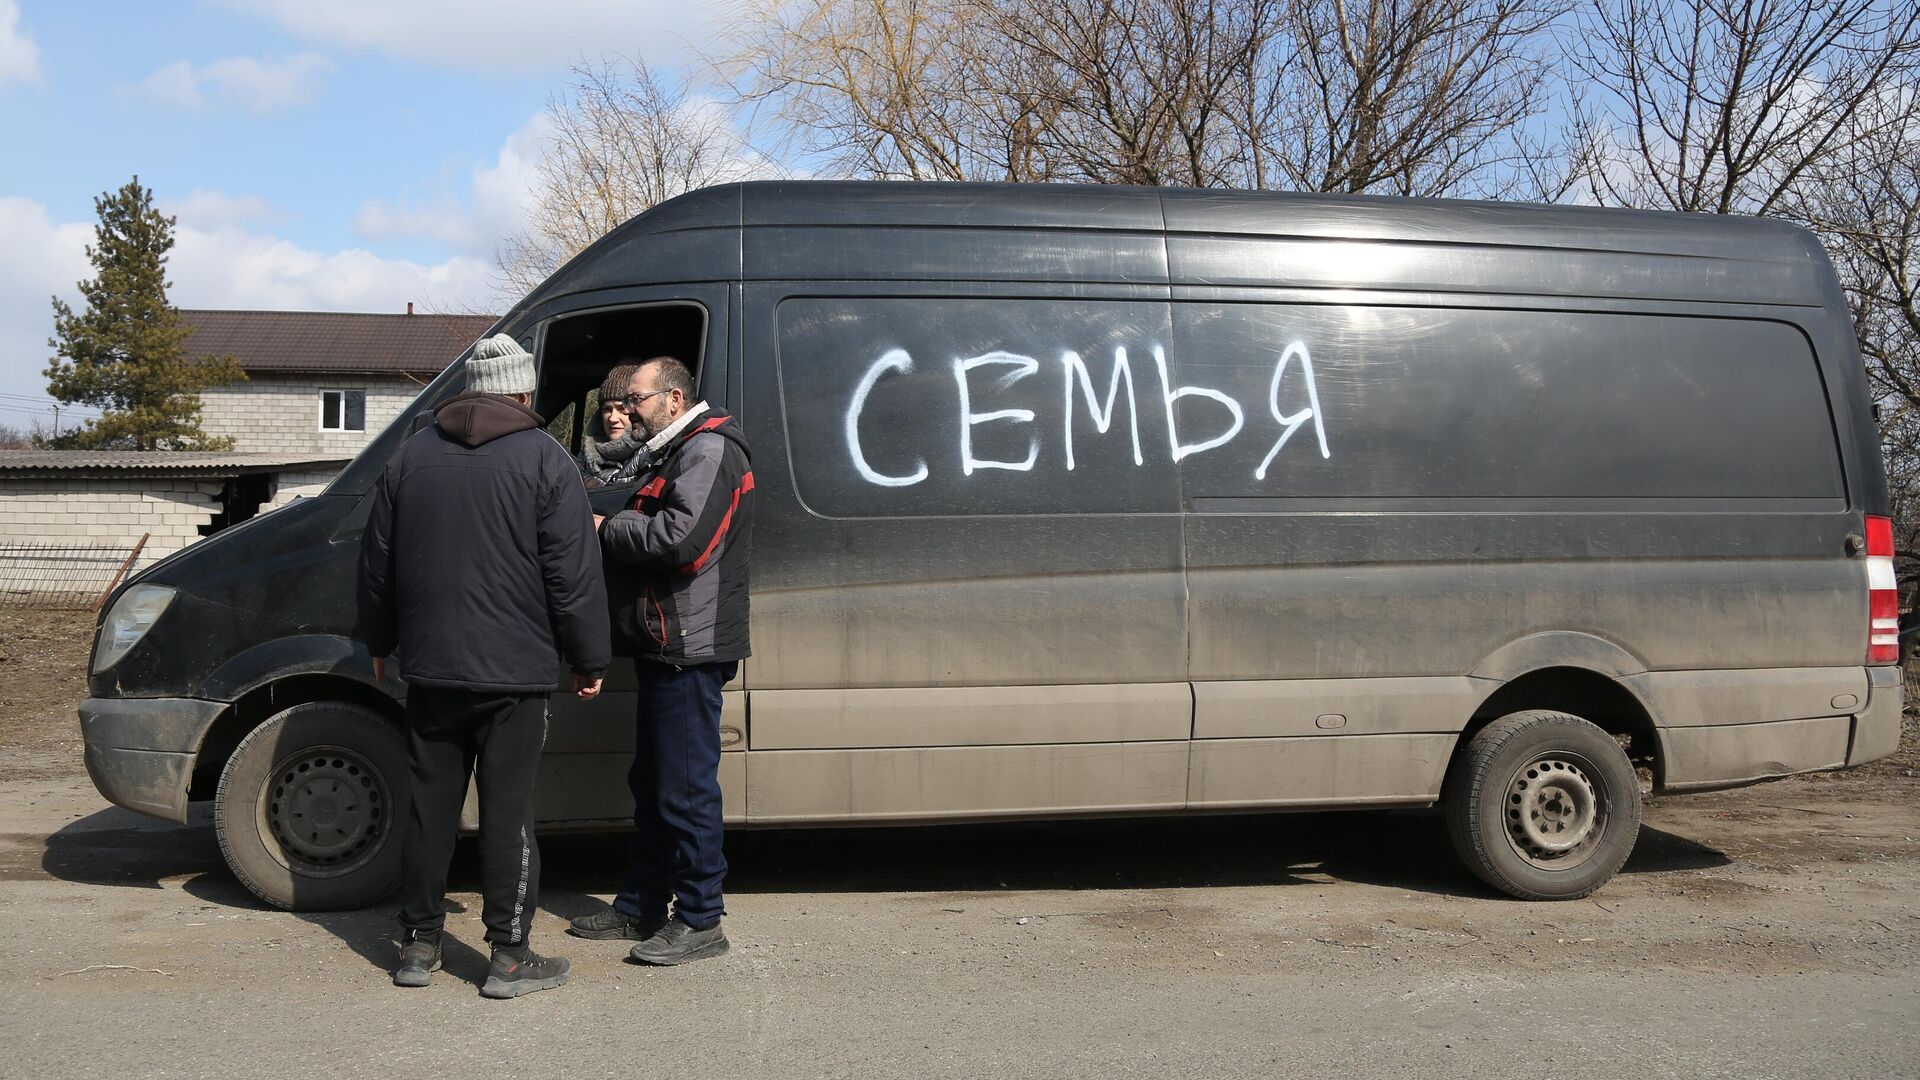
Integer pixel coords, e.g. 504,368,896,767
1504,754,1604,870
262,747,389,877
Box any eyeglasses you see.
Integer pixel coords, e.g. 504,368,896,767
621,388,673,409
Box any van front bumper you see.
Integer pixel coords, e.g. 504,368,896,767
78,697,228,824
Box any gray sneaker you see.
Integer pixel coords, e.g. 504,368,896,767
567,908,666,941
480,945,570,999
630,915,729,965
392,932,442,988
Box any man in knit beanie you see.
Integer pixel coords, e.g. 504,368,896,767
359,332,608,998
467,332,539,397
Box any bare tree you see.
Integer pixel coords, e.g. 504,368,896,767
499,56,776,294
725,0,1006,179
1789,83,1920,561
0,424,34,450
727,0,1560,195
1567,0,1920,215
963,0,1279,186
1251,0,1566,196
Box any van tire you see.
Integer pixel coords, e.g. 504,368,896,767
1444,710,1641,900
214,702,407,911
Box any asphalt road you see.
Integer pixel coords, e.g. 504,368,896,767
5,759,1917,1080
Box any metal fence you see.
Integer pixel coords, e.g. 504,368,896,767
0,536,147,608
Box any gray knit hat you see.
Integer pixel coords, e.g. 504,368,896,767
466,334,537,396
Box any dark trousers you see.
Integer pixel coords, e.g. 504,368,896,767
397,685,549,948
614,660,734,930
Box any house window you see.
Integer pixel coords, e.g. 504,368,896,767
320,390,367,433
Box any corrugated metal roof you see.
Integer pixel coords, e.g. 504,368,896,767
0,451,352,476
180,309,499,374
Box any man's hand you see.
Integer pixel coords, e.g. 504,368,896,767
372,656,387,683
573,673,603,700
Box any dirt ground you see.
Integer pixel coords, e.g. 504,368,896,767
3,606,1917,1079
0,604,93,779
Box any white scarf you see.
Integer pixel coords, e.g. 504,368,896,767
645,400,711,454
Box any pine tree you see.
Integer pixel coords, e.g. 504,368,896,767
42,176,244,450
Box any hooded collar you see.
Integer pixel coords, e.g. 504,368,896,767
434,391,544,448
644,400,711,453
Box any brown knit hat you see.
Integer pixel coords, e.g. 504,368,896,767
598,363,640,403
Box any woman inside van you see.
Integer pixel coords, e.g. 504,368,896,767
580,362,649,486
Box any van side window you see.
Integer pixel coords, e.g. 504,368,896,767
777,297,1181,518
1167,304,1843,502
777,297,1844,516
531,301,709,490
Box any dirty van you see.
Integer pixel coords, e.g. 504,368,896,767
78,181,1902,908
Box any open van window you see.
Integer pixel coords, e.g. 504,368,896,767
533,301,708,483
534,302,707,426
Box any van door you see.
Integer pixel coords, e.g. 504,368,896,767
740,284,1192,822
523,286,749,827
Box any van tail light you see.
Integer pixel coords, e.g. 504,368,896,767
1867,515,1899,664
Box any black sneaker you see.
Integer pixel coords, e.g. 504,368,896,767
630,915,729,965
480,945,571,999
567,908,666,941
392,932,442,988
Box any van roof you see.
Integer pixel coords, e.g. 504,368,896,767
528,181,1828,307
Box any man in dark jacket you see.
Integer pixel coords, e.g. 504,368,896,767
357,333,611,999
566,355,752,966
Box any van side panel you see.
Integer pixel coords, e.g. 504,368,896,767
1162,291,1860,804
745,289,1190,700
1188,735,1456,808
742,285,1193,817
750,683,1192,749
1660,716,1852,792
745,742,1190,823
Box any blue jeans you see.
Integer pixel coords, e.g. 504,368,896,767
614,660,734,929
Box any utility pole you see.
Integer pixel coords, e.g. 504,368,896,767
51,404,60,440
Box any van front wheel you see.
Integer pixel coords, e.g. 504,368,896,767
1444,710,1641,900
214,702,408,911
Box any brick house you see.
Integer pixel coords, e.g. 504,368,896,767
0,309,497,597
184,308,498,472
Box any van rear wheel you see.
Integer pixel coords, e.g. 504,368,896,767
214,702,407,911
1444,710,1641,900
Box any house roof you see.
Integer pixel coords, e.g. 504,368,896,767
0,451,352,478
180,309,500,375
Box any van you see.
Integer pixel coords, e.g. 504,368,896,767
78,181,1903,908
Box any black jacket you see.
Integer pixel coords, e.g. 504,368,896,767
357,392,611,692
600,409,753,665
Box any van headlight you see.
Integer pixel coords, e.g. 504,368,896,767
94,585,176,673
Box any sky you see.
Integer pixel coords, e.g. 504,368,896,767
0,0,731,430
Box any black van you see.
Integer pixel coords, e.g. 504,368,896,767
79,181,1903,909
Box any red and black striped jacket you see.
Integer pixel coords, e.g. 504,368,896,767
597,409,753,665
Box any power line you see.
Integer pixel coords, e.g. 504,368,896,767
0,394,103,417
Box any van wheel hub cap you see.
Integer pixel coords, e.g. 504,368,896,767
1505,756,1602,867
266,750,387,870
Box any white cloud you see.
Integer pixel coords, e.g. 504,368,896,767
0,197,95,403
0,194,497,405
353,114,548,255
352,98,782,257
168,220,497,315
133,53,333,115
0,0,39,90
213,0,718,71
164,189,284,230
